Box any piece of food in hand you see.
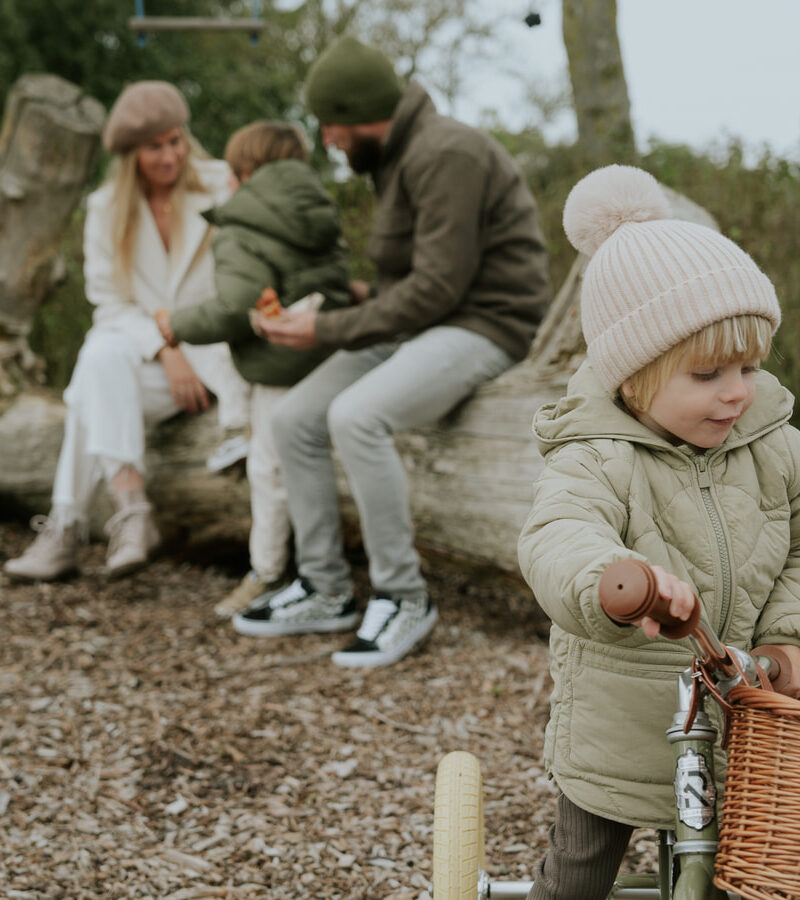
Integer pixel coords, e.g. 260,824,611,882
255,287,282,318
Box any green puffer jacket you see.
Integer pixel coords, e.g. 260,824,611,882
170,158,351,386
517,361,800,828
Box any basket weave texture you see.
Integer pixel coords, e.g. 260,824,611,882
714,684,800,900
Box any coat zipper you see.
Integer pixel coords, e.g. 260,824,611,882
694,454,731,635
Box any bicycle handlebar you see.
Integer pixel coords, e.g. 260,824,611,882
598,559,702,639
598,560,800,695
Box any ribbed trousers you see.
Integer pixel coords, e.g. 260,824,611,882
528,792,633,900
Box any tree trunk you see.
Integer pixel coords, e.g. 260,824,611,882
562,0,636,165
0,73,105,394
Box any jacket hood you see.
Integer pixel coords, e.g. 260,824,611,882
203,159,341,253
534,359,794,456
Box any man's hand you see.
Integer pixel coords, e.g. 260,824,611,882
157,345,209,414
636,564,696,638
258,309,319,349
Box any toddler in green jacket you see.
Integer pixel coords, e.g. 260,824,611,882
156,120,352,616
517,164,800,899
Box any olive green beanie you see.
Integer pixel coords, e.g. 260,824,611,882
305,35,402,125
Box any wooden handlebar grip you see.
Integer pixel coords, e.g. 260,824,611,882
598,559,701,639
752,644,800,699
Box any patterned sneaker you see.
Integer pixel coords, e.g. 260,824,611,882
332,592,438,668
232,577,359,637
214,570,275,618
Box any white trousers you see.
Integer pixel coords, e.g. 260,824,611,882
51,329,250,521
247,384,291,582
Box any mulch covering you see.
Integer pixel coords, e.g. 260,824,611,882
0,521,657,898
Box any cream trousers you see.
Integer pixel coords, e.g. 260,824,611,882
51,329,250,520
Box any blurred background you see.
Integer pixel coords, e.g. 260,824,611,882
3,0,799,416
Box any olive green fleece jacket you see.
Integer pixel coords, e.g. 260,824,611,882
170,159,351,386
517,361,800,829
314,82,551,361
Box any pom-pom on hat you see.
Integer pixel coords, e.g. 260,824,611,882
305,35,402,125
564,164,781,393
103,81,190,154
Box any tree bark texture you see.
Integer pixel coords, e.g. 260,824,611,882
0,73,105,392
562,0,636,165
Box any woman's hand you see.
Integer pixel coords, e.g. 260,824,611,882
637,564,696,638
157,346,209,414
258,309,319,349
155,309,177,347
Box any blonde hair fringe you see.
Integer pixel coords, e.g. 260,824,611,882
623,315,774,412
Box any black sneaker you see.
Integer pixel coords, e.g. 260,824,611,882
332,592,438,668
232,576,359,637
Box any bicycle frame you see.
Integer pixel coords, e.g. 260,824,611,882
465,618,766,900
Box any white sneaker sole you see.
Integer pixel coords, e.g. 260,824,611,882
332,607,439,668
206,446,249,473
232,610,360,637
3,562,78,583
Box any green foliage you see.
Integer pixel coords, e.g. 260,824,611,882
0,0,305,159
326,176,376,282
27,208,93,390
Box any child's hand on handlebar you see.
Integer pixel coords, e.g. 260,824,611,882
636,565,696,638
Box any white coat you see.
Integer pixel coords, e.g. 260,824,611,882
51,158,249,518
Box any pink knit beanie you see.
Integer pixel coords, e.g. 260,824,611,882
103,81,190,154
563,165,781,393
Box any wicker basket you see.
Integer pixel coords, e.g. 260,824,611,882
714,684,800,900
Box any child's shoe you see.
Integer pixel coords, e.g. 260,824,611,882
332,592,438,668
206,428,250,473
3,515,79,582
215,570,277,618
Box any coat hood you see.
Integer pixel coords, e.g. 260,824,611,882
533,360,794,457
204,159,341,253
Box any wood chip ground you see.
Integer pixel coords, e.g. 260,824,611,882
0,521,658,898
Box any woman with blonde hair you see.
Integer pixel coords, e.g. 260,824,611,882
5,80,249,581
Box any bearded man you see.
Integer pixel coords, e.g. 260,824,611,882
233,35,552,667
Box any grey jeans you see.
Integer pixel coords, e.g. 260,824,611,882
271,326,514,597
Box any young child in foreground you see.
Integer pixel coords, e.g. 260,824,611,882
156,120,351,616
517,164,800,899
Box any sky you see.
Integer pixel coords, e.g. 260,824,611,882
439,0,800,163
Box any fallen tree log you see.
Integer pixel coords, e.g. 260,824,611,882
0,102,715,577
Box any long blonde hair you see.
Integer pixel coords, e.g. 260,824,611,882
107,129,209,287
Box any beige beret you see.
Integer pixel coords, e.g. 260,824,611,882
103,81,190,154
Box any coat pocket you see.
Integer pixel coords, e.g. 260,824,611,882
560,639,687,784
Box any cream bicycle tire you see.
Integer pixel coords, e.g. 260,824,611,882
433,751,486,899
